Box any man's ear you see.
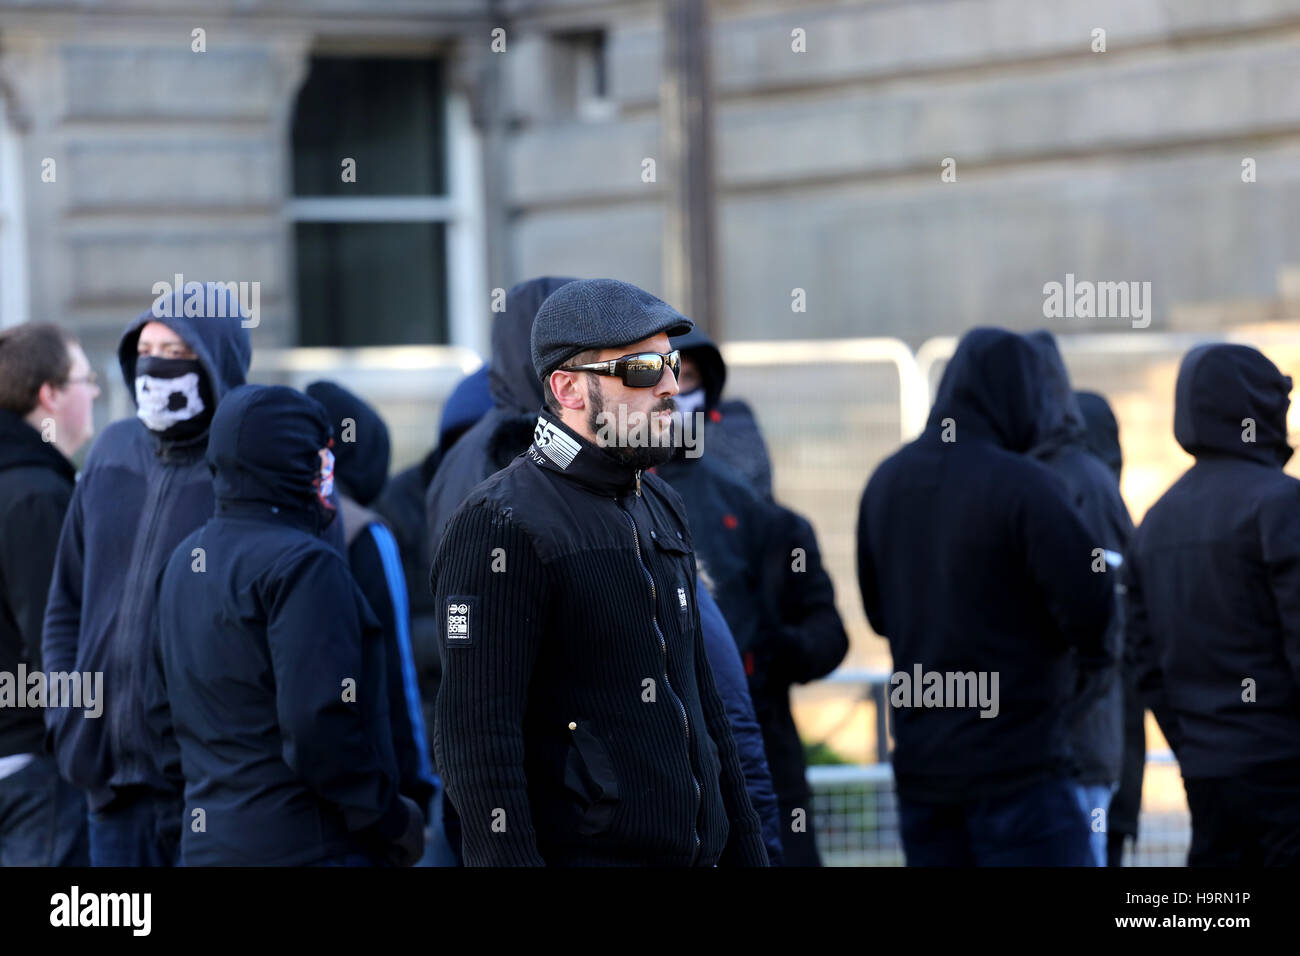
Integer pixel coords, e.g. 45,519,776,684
34,380,60,414
549,370,587,412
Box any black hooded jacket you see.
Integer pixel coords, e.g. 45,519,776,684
0,409,76,757
42,300,251,812
306,381,435,811
1077,392,1124,483
154,385,412,865
1125,344,1300,779
425,277,576,560
857,328,1114,802
1025,333,1131,786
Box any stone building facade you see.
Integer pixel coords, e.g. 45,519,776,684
1,0,1299,361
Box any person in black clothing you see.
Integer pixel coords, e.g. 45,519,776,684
1075,389,1145,867
857,327,1113,866
422,277,573,865
153,384,424,866
431,278,767,866
43,289,253,867
306,381,435,814
750,501,849,865
426,280,781,866
1125,343,1300,867
0,323,98,866
1024,332,1130,867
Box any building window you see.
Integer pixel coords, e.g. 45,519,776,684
289,56,466,348
552,31,614,122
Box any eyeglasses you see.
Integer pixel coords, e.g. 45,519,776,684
559,350,681,389
62,372,98,388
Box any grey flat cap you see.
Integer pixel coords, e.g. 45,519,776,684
531,278,695,381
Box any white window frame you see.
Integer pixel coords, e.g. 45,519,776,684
286,85,486,356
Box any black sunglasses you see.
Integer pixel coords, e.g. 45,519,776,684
559,349,681,388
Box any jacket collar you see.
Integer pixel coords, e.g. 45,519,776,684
0,408,76,482
527,410,640,496
138,418,210,464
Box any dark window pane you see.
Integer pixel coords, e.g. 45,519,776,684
295,222,447,346
292,57,445,197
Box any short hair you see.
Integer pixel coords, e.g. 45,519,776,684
543,347,602,415
0,322,78,415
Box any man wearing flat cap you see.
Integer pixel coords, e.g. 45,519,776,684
430,278,768,866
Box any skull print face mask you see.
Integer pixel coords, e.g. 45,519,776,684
135,355,213,442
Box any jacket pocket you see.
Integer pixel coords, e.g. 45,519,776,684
563,722,620,836
651,531,694,621
650,527,692,557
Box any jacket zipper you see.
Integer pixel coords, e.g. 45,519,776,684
111,459,176,773
617,491,700,865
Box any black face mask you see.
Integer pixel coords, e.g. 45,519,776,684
134,355,214,443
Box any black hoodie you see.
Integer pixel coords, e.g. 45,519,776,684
1025,332,1131,787
154,385,412,865
669,326,774,498
1077,392,1124,483
0,409,76,757
857,328,1113,802
1125,344,1300,779
42,297,251,812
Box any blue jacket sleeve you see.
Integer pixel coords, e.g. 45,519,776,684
350,524,436,810
697,578,784,866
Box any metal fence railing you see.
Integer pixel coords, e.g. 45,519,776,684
807,670,1191,866
809,758,1191,867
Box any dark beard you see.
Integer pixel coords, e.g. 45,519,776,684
586,380,678,470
